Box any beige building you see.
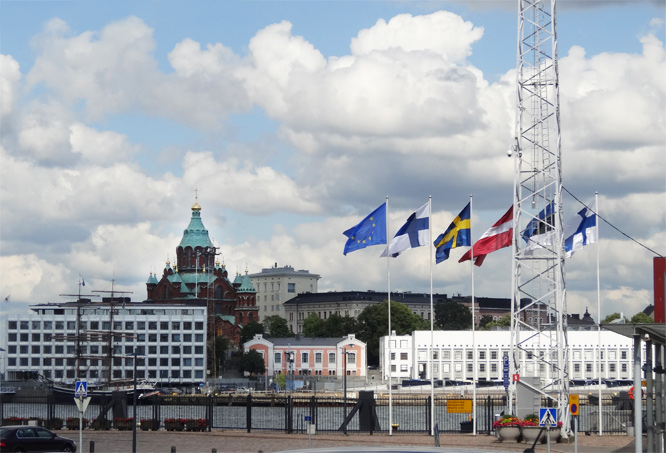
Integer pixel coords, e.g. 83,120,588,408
248,264,320,321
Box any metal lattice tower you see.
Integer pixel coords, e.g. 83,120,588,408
509,0,569,429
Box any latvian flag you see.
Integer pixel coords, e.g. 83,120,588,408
459,206,513,266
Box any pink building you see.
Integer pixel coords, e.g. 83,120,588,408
245,334,366,377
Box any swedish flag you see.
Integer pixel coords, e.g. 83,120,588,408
433,202,471,264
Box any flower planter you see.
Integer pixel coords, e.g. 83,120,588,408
496,426,521,442
522,426,560,444
185,419,207,432
114,420,133,431
140,419,159,431
66,418,87,430
45,418,63,430
164,420,185,431
91,419,112,430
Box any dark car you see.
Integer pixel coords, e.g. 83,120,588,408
0,425,76,452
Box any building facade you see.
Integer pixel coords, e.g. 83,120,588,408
244,334,366,378
145,197,258,346
283,291,546,334
248,264,320,322
3,301,208,385
380,330,636,384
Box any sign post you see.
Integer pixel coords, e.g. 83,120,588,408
74,381,90,452
569,395,579,453
539,408,558,453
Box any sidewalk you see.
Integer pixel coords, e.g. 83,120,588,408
74,429,642,453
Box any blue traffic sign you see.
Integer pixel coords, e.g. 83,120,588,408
539,408,557,427
75,381,87,397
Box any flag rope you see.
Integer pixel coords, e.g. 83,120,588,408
563,186,664,257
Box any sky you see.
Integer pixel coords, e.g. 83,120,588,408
1,0,664,326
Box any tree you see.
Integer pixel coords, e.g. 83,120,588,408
630,312,653,323
263,315,293,338
434,301,472,330
478,315,494,330
207,335,229,374
240,321,264,348
485,314,511,330
602,313,623,324
323,313,358,337
357,300,428,366
238,349,266,376
273,373,286,391
303,313,326,337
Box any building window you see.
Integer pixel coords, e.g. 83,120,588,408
302,353,308,363
288,283,296,293
467,351,473,360
274,352,281,363
400,352,408,360
329,352,335,363
400,364,408,372
347,353,356,364
315,353,322,364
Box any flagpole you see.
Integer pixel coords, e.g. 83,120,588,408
386,196,393,437
429,195,435,436
596,191,602,436
470,195,477,436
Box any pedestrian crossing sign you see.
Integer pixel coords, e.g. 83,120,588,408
75,381,87,397
539,408,557,427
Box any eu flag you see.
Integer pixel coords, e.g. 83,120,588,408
343,203,387,255
433,202,471,264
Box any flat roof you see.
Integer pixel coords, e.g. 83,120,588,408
600,323,666,345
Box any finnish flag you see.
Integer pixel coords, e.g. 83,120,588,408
382,202,430,258
564,200,597,257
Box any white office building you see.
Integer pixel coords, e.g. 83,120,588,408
3,300,208,385
380,330,636,384
248,264,320,321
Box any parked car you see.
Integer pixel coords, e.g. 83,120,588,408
0,425,76,452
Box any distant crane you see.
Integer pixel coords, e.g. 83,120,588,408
509,0,569,433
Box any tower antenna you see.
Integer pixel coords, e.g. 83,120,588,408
510,0,569,432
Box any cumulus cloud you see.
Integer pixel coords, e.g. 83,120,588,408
0,8,663,322
0,54,21,119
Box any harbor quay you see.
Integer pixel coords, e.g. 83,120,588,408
74,429,642,453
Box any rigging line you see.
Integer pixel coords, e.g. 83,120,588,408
563,186,664,258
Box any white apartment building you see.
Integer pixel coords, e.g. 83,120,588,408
3,300,208,385
248,264,320,321
380,330,636,384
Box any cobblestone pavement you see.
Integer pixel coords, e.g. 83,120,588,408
70,430,643,453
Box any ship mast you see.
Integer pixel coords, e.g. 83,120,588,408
93,280,133,386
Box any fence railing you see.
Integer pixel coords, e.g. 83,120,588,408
0,391,640,435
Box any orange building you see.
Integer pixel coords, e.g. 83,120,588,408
245,334,366,377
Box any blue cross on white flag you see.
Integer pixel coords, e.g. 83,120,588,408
564,200,597,257
382,202,430,258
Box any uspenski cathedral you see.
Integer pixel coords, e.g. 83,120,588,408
146,197,258,346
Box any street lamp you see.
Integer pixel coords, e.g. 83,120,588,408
128,350,143,453
342,344,354,436
0,347,5,423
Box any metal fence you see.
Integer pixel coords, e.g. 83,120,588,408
0,391,640,435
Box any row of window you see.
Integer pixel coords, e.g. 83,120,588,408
7,332,205,344
40,368,205,380
406,349,629,361
5,343,205,356
257,282,298,293
8,320,205,331
273,351,355,364
7,356,206,368
409,361,629,375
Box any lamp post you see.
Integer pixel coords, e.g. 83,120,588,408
341,344,354,436
129,350,143,453
343,347,347,435
0,347,5,423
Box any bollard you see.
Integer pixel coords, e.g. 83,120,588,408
171,447,176,453
212,450,217,453
89,440,95,453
